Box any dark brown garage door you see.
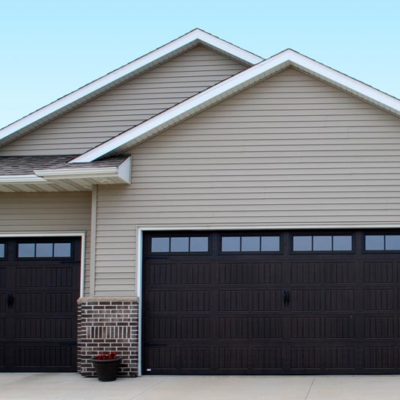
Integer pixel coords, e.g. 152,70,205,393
143,231,400,374
0,238,81,372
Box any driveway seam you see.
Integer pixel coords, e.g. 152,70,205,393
304,377,316,400
128,377,168,400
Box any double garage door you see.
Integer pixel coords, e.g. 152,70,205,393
143,230,400,374
0,238,81,372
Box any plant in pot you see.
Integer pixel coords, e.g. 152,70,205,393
92,352,121,381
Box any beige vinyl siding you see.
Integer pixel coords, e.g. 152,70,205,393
0,192,91,295
0,46,246,156
93,67,400,296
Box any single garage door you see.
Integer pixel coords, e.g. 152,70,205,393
0,238,81,372
143,230,400,374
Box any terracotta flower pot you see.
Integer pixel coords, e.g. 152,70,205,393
92,357,122,381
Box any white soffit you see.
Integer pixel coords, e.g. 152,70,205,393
0,29,262,144
72,49,400,163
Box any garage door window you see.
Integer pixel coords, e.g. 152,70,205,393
0,244,4,258
365,234,400,251
151,237,208,253
293,235,352,252
18,242,72,258
221,235,280,252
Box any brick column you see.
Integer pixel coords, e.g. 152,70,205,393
77,297,139,377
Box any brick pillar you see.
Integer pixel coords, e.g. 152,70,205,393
77,297,139,377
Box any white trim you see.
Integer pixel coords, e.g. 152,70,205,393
0,232,86,297
74,49,400,163
136,227,143,377
136,223,400,376
0,175,46,184
0,29,262,144
34,157,132,184
90,186,97,296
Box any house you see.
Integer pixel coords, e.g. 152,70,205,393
1,28,400,376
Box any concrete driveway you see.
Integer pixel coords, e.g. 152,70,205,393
1,373,400,400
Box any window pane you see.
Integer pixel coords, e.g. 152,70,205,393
261,236,280,252
0,244,4,258
54,243,72,257
36,243,53,257
222,236,240,252
385,235,400,251
190,237,208,252
365,235,385,251
151,238,169,253
333,236,352,251
171,237,189,252
18,243,35,258
313,236,332,251
241,236,260,251
293,236,312,251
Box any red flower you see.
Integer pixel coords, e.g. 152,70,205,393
95,352,119,360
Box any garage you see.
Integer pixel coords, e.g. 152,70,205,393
0,238,81,372
143,230,400,374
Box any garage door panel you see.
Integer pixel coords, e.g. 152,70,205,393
146,316,212,340
290,346,324,371
362,346,400,372
217,262,284,284
45,293,76,313
324,346,356,372
291,289,323,311
290,262,324,284
289,317,323,338
146,262,212,286
252,346,286,372
218,317,284,339
218,289,282,312
12,343,75,370
0,294,7,314
325,317,355,338
43,318,75,339
325,289,355,311
0,268,7,289
217,347,251,371
147,290,211,313
324,262,355,284
362,261,399,283
14,292,43,313
180,347,215,371
362,316,400,339
45,267,74,287
362,289,399,311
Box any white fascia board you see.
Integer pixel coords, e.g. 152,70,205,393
35,157,131,183
0,29,262,144
0,174,46,184
287,50,400,114
72,49,400,163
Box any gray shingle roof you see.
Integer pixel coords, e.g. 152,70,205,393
0,155,129,175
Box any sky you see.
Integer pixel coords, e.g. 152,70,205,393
1,0,399,128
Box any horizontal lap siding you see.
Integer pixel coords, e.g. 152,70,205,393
0,192,91,294
94,67,400,295
0,46,246,156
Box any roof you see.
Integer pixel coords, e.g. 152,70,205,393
0,155,131,192
71,48,400,163
0,29,263,147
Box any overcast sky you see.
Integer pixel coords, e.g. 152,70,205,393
1,0,399,128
